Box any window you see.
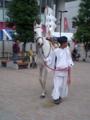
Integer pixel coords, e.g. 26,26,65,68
0,0,11,8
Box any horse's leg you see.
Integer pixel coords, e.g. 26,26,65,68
39,65,47,98
39,65,43,90
43,68,47,94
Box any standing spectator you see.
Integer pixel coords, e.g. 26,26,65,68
12,40,20,63
72,41,80,61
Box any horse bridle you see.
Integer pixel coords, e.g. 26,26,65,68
36,36,52,59
34,26,52,58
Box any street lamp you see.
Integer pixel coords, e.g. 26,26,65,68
2,0,5,57
39,0,42,18
58,10,68,36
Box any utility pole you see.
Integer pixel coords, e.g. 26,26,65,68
40,0,42,18
2,0,5,57
58,10,68,36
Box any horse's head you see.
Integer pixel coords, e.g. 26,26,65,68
34,23,44,47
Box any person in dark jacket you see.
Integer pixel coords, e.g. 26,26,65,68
12,40,20,63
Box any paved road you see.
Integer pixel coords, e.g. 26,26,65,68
0,62,90,120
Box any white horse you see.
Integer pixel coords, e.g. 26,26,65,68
34,22,56,98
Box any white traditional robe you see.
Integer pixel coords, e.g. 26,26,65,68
45,46,74,100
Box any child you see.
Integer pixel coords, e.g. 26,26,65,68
45,36,74,104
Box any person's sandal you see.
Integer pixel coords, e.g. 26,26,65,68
53,97,63,105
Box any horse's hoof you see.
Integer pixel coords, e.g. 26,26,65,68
40,93,46,98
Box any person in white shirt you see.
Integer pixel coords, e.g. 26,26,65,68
45,36,74,104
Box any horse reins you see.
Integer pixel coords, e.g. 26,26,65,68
44,62,69,71
34,26,69,72
36,37,52,59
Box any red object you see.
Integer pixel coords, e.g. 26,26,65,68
13,43,20,54
64,17,69,32
42,25,46,33
0,22,16,30
12,25,16,30
0,22,6,30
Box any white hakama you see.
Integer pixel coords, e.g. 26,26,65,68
45,47,74,100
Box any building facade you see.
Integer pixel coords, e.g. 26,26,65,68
0,0,11,30
0,0,79,32
37,0,79,33
65,0,81,33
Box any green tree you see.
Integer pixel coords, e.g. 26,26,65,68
7,0,39,43
73,0,90,43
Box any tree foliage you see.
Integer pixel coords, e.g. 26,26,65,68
7,0,39,42
73,0,90,43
